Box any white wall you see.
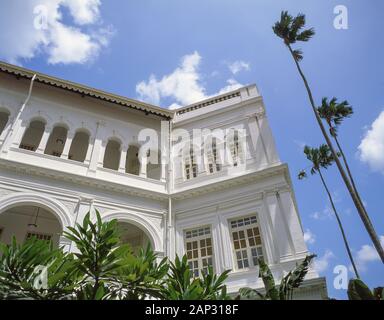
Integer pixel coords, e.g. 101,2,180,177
0,72,326,299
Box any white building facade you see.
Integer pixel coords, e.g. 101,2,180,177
0,62,327,299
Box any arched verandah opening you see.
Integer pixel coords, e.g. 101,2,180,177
0,205,62,246
117,221,152,254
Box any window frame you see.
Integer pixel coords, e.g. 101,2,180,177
228,214,265,271
184,145,198,180
25,231,53,243
226,129,246,168
206,137,222,174
184,226,214,278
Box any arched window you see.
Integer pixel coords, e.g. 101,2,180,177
0,111,10,136
206,137,222,174
103,139,121,170
44,126,68,157
68,131,90,162
147,149,161,180
228,129,244,167
184,145,198,180
126,145,140,175
19,119,45,151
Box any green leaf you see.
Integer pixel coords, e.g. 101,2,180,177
348,279,375,300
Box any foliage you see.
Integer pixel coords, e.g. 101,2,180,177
273,10,384,263
317,97,353,137
0,210,230,300
63,211,133,299
303,144,335,175
108,245,169,300
0,237,78,300
347,279,383,300
161,255,230,300
272,11,315,60
299,145,360,279
236,255,315,300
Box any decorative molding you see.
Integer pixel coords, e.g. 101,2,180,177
102,210,163,252
0,191,73,228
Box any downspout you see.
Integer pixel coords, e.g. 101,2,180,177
1,74,37,153
167,119,173,258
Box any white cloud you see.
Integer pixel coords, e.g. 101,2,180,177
228,60,250,75
216,78,243,95
64,0,100,25
313,250,335,273
293,139,306,152
0,0,112,65
358,111,384,174
304,228,316,245
310,205,333,220
310,191,342,220
353,235,384,272
136,51,207,106
136,52,246,108
47,24,99,64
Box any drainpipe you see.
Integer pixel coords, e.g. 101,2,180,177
0,74,37,153
167,119,173,258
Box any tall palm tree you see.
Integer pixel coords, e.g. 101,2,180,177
317,97,367,214
273,11,384,262
299,145,360,279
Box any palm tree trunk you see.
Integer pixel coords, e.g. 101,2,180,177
331,130,375,229
286,44,384,263
318,168,360,279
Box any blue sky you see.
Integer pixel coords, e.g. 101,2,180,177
0,0,383,299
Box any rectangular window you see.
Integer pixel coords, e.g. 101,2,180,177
19,143,35,151
0,228,3,240
184,226,213,278
229,215,264,270
25,232,52,242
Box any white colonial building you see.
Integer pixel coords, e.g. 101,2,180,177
0,61,326,299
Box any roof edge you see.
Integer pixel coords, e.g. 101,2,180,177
0,61,173,119
0,61,260,120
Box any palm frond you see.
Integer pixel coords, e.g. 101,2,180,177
296,28,315,41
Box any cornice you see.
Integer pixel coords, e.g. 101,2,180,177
0,158,169,201
171,163,291,200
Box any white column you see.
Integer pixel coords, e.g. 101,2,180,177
160,163,167,182
87,122,104,175
36,126,52,154
118,145,128,173
0,117,12,145
139,154,148,178
256,113,280,164
264,190,294,260
247,114,269,166
278,190,307,254
84,138,93,165
261,192,280,264
1,119,26,155
96,141,106,168
61,132,74,159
